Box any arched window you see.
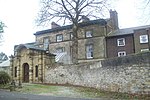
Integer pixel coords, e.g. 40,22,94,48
35,65,38,77
15,67,17,77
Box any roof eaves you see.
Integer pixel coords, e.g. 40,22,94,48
34,19,107,35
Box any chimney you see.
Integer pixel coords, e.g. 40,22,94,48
109,9,119,30
82,15,90,22
51,22,60,29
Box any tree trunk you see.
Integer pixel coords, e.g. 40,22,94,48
72,24,78,64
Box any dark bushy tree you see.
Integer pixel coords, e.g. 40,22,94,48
0,71,11,85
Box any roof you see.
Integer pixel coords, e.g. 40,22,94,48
34,19,107,35
0,60,10,67
15,43,56,56
108,24,150,37
15,42,45,52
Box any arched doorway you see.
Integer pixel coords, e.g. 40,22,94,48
22,63,29,82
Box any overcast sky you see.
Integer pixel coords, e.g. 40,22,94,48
0,0,148,56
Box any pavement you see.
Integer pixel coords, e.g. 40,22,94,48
0,89,110,100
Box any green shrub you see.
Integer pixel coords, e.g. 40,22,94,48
0,71,11,85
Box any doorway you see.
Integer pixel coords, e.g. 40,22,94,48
22,63,29,82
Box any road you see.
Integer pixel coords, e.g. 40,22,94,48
0,89,109,100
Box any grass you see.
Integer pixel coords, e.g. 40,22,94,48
73,86,150,100
16,84,59,94
1,83,150,100
0,84,10,89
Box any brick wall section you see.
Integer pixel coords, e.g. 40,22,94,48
134,28,150,53
45,52,150,94
106,34,135,58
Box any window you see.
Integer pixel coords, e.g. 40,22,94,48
35,65,38,77
117,38,125,46
15,67,17,77
118,51,126,57
140,35,148,43
43,37,49,50
141,48,149,52
85,30,92,38
70,32,73,40
56,34,63,42
86,44,93,59
56,47,64,53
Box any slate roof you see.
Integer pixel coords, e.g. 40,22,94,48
108,25,150,37
24,43,45,51
15,42,45,52
34,19,107,35
15,43,56,56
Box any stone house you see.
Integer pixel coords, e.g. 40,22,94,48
106,25,150,58
10,10,118,83
34,10,118,64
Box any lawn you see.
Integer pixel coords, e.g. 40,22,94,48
1,83,149,100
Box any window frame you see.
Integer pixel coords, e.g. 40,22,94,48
15,67,17,77
86,44,94,59
118,51,126,57
85,30,93,38
56,34,63,42
43,37,49,50
139,35,148,44
69,32,73,40
117,38,125,46
35,65,38,77
56,47,64,53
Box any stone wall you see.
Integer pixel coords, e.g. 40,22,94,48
45,52,150,94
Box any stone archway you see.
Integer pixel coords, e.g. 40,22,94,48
22,63,29,82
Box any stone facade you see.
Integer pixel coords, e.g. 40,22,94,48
34,10,118,64
10,44,55,83
35,21,109,64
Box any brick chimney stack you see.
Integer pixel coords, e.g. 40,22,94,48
51,22,60,29
109,9,119,30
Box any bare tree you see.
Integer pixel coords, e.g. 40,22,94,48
0,21,5,44
37,0,109,64
136,0,150,24
0,21,4,33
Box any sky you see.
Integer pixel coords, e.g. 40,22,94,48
0,0,148,56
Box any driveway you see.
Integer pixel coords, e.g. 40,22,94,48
0,89,110,100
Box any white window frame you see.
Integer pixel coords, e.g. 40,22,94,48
86,44,93,59
140,35,148,43
70,32,73,40
85,30,92,38
118,51,126,57
117,38,125,46
56,34,63,42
